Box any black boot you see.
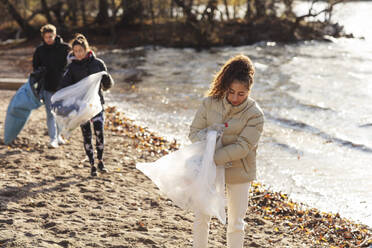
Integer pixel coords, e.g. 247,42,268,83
98,161,108,173
91,165,97,177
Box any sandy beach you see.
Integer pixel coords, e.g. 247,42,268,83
0,47,371,248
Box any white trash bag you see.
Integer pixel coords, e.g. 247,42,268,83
136,130,226,224
51,71,107,138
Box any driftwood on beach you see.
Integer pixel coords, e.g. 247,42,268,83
0,78,26,90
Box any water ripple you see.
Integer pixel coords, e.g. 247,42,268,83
266,113,372,153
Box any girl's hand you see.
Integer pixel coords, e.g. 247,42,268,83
101,74,113,91
208,123,226,133
196,123,227,141
208,123,227,139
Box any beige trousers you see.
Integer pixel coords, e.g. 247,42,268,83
192,182,250,248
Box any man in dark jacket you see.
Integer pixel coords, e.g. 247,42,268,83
32,24,70,148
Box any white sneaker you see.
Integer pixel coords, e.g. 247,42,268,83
57,135,66,145
48,139,59,148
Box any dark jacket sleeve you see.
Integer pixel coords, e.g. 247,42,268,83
65,44,71,57
60,64,74,89
97,58,107,71
32,47,41,71
97,59,114,91
61,44,71,69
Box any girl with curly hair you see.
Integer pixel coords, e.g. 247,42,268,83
189,54,264,248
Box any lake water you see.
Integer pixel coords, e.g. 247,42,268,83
100,1,372,227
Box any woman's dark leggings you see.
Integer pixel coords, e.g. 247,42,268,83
80,111,104,166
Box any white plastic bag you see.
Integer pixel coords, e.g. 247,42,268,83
51,71,106,138
136,130,226,224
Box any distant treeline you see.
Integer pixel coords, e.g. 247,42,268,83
0,0,349,47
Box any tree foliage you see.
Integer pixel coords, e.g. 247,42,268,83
0,0,348,46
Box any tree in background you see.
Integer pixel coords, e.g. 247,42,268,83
0,0,349,47
120,0,143,25
0,0,35,36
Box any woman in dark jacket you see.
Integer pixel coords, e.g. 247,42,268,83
61,34,114,176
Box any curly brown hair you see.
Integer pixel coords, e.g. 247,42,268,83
208,55,255,99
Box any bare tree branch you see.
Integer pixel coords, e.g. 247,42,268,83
40,0,53,23
0,0,35,35
296,0,345,23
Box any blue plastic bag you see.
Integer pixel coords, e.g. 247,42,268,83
3,78,43,144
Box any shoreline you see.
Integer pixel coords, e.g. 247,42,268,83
0,88,371,247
